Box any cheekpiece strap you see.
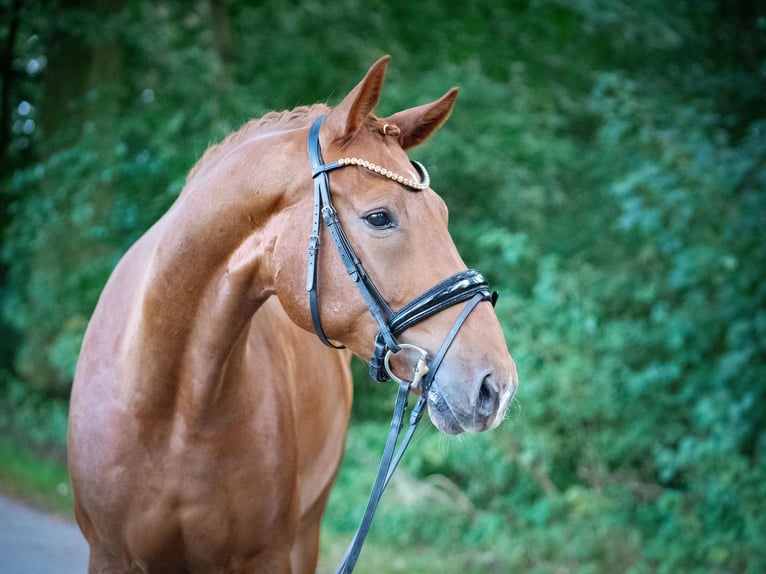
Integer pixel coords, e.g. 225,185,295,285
307,115,345,349
307,115,399,352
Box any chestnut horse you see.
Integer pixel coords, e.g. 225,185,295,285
68,57,517,573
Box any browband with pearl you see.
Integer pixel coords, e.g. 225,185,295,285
312,157,430,191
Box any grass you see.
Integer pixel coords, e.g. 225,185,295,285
318,533,503,574
0,437,74,517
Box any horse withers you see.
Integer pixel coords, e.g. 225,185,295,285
68,56,518,573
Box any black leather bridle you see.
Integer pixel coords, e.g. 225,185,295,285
307,114,496,380
306,114,497,573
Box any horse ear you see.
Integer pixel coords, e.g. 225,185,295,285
385,87,458,150
325,55,390,141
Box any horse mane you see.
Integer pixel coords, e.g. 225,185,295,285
186,104,327,184
186,103,393,187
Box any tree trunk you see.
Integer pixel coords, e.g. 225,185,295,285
0,0,23,177
40,0,125,143
210,0,233,68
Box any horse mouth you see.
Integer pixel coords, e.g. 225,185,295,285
426,385,464,434
425,375,515,435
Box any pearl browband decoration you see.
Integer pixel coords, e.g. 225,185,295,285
335,157,430,191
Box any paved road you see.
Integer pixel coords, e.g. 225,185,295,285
0,495,89,573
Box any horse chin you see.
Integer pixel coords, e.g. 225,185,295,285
426,384,466,435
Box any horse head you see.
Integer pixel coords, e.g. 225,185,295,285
273,57,517,434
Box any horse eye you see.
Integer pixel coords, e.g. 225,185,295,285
364,211,393,229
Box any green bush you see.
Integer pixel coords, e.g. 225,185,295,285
1,1,764,572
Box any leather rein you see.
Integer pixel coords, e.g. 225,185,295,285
306,114,496,573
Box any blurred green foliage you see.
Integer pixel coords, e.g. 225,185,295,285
1,0,764,572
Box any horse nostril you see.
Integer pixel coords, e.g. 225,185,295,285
476,374,499,417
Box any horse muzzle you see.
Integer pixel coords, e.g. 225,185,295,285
427,369,517,435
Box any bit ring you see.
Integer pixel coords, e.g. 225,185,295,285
384,343,430,388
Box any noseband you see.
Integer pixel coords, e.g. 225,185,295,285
306,114,497,573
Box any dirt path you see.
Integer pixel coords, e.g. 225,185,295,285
0,495,88,573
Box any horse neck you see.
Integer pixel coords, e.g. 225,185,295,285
130,131,300,418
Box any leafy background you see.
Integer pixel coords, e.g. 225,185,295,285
1,1,764,572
